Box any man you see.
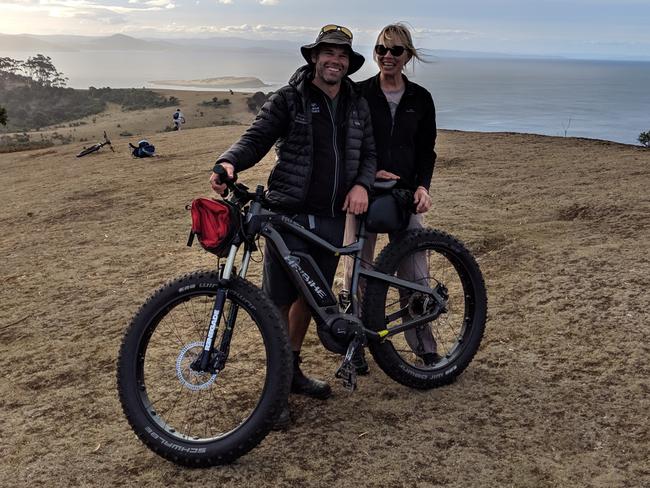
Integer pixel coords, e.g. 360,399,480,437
210,25,376,426
172,108,185,130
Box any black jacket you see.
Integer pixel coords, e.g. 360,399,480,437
217,66,376,212
359,73,436,191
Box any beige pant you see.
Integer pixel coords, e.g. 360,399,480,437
343,213,437,354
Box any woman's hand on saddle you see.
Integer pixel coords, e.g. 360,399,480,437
376,170,400,180
210,162,235,195
343,184,369,215
414,186,432,214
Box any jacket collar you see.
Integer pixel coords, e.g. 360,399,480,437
369,72,415,97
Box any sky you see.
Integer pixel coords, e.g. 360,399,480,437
1,0,650,59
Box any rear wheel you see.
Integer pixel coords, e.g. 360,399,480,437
363,229,487,389
117,272,291,466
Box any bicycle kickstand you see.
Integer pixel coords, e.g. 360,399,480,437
335,336,362,392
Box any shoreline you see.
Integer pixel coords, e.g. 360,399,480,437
0,85,645,147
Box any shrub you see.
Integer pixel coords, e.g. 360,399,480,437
639,130,650,148
246,92,270,113
201,97,231,108
0,133,55,153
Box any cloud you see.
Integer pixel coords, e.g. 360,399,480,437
410,27,478,40
217,0,233,4
73,8,127,24
0,0,175,16
259,0,278,5
184,23,315,36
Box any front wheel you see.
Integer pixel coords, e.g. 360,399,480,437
117,272,291,466
362,229,487,389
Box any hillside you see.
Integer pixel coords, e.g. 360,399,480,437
150,76,269,89
1,124,649,487
0,89,256,151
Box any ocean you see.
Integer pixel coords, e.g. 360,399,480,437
2,48,649,145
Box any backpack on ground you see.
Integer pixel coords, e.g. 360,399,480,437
129,140,155,158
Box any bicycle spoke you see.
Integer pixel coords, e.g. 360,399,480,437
137,289,269,442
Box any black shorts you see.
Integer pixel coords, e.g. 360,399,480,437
262,213,345,308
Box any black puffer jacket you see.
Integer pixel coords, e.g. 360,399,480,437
217,66,376,211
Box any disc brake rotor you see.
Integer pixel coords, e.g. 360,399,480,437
176,341,217,391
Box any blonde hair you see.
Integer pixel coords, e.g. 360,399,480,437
374,23,424,67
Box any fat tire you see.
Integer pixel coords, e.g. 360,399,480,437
117,271,291,467
363,228,487,389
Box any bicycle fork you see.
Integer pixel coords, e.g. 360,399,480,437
192,244,251,374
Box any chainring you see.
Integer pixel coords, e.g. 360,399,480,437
316,324,348,355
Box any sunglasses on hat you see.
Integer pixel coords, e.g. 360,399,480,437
319,24,353,40
375,44,406,57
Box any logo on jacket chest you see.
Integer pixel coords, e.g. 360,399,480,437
310,102,321,114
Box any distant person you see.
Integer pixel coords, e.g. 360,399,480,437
172,108,185,130
343,22,438,374
210,24,376,428
229,89,234,95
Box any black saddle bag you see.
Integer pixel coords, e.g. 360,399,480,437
365,188,414,233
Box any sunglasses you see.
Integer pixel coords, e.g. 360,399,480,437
320,24,353,40
375,44,406,57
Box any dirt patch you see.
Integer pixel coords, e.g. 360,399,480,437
556,203,622,221
1,127,649,487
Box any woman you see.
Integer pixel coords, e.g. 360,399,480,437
344,23,438,373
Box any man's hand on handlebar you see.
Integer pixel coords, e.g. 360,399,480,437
210,162,235,195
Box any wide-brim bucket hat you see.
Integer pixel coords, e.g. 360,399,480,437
300,26,365,76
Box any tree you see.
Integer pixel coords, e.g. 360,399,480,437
0,56,22,75
22,54,67,87
0,105,7,125
639,131,650,148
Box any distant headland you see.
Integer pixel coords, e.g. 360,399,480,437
149,76,269,89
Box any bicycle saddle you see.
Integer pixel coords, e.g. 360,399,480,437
373,179,398,191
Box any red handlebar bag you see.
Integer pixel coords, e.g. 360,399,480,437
187,198,240,257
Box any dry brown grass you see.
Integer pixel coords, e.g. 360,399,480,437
1,119,649,487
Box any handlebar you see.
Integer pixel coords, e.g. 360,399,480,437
213,163,262,206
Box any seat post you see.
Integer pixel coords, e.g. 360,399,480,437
349,215,367,316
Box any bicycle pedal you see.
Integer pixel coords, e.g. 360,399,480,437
335,359,357,392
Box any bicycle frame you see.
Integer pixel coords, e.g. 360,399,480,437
217,202,448,344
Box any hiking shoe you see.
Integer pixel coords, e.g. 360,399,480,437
351,348,369,375
291,352,331,399
421,352,442,366
272,404,291,431
291,373,332,399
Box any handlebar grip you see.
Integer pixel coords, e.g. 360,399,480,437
212,163,239,198
213,163,237,183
